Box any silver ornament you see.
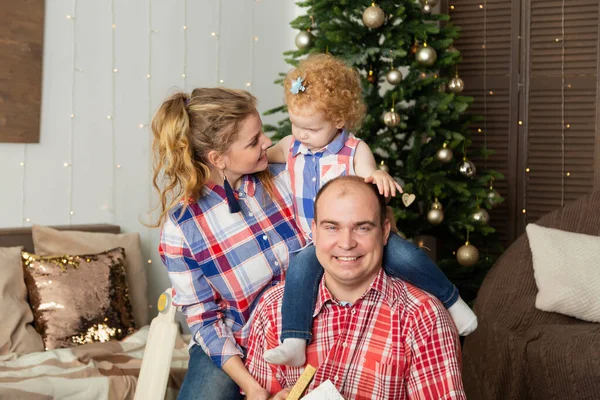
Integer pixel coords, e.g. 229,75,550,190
295,31,314,50
416,46,437,67
385,68,403,85
487,188,501,207
422,3,432,14
471,208,490,224
362,5,385,29
436,144,453,163
457,243,480,267
458,158,476,178
419,0,438,5
383,110,401,127
448,76,464,93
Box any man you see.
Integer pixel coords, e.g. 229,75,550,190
245,176,466,399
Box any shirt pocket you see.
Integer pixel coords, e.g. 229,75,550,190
320,163,347,184
362,358,403,399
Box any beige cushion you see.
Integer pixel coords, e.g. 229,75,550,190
32,225,149,327
0,246,44,354
526,223,600,323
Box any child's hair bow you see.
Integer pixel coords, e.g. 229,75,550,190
290,77,306,95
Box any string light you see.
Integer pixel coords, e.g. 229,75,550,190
183,0,188,90
560,0,565,206
21,145,28,225
248,0,257,93
215,0,222,85
110,0,117,221
67,0,79,223
146,0,155,271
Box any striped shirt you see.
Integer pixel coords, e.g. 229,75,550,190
287,129,361,239
246,269,466,399
159,166,306,368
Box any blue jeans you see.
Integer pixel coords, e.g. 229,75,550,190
177,345,243,400
280,233,459,342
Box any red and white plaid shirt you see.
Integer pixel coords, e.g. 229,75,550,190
246,269,466,399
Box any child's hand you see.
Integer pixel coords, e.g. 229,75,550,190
364,170,404,198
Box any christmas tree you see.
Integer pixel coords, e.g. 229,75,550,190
264,0,504,303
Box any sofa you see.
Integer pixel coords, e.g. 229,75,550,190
0,224,189,400
462,192,600,399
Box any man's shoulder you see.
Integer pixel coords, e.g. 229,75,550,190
257,282,286,314
389,277,447,319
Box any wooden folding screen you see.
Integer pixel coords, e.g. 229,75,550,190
445,0,600,244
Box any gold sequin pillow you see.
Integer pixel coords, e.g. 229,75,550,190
22,247,136,350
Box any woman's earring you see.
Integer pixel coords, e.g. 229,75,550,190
222,171,241,213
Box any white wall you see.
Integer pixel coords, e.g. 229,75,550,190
0,0,298,321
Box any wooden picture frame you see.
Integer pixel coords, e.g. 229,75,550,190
0,0,44,143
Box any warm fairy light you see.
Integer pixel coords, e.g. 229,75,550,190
113,68,118,72
450,5,455,9
146,73,151,78
246,82,252,87
525,168,530,172
219,79,224,83
566,124,570,128
25,218,31,222
70,211,75,215
489,91,494,95
566,172,571,177
183,25,187,30
112,24,116,29
253,36,259,41
20,162,25,167
107,115,112,119
211,32,217,36
139,123,145,128
518,120,523,125
70,114,75,118
182,73,186,78
116,164,121,169
147,259,152,264
477,128,482,133
66,14,73,19
63,162,71,167
479,4,484,8
522,209,526,214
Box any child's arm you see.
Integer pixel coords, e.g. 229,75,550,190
267,135,294,164
354,141,403,197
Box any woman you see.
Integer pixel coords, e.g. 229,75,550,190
151,88,305,399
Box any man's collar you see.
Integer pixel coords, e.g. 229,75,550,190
291,129,349,158
313,268,397,317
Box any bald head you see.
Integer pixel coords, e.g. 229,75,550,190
314,176,387,226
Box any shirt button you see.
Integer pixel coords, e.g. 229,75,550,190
342,343,347,348
274,261,279,266
361,357,366,363
351,309,356,315
248,212,254,217
312,177,316,182
262,235,268,240
334,375,339,382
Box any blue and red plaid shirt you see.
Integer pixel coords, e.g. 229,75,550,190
159,166,306,368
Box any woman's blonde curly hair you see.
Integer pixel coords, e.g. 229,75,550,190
148,88,273,227
284,53,366,132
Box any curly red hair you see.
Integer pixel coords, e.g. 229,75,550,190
284,54,366,132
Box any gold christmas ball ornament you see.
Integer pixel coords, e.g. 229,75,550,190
448,76,465,93
416,45,437,67
457,242,480,267
427,209,444,225
487,188,501,207
436,143,453,163
378,160,389,173
367,69,376,84
295,30,314,50
362,4,385,29
458,158,476,178
471,208,490,224
383,110,401,127
427,199,444,225
385,68,403,85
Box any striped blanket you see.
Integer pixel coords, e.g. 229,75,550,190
0,326,189,399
